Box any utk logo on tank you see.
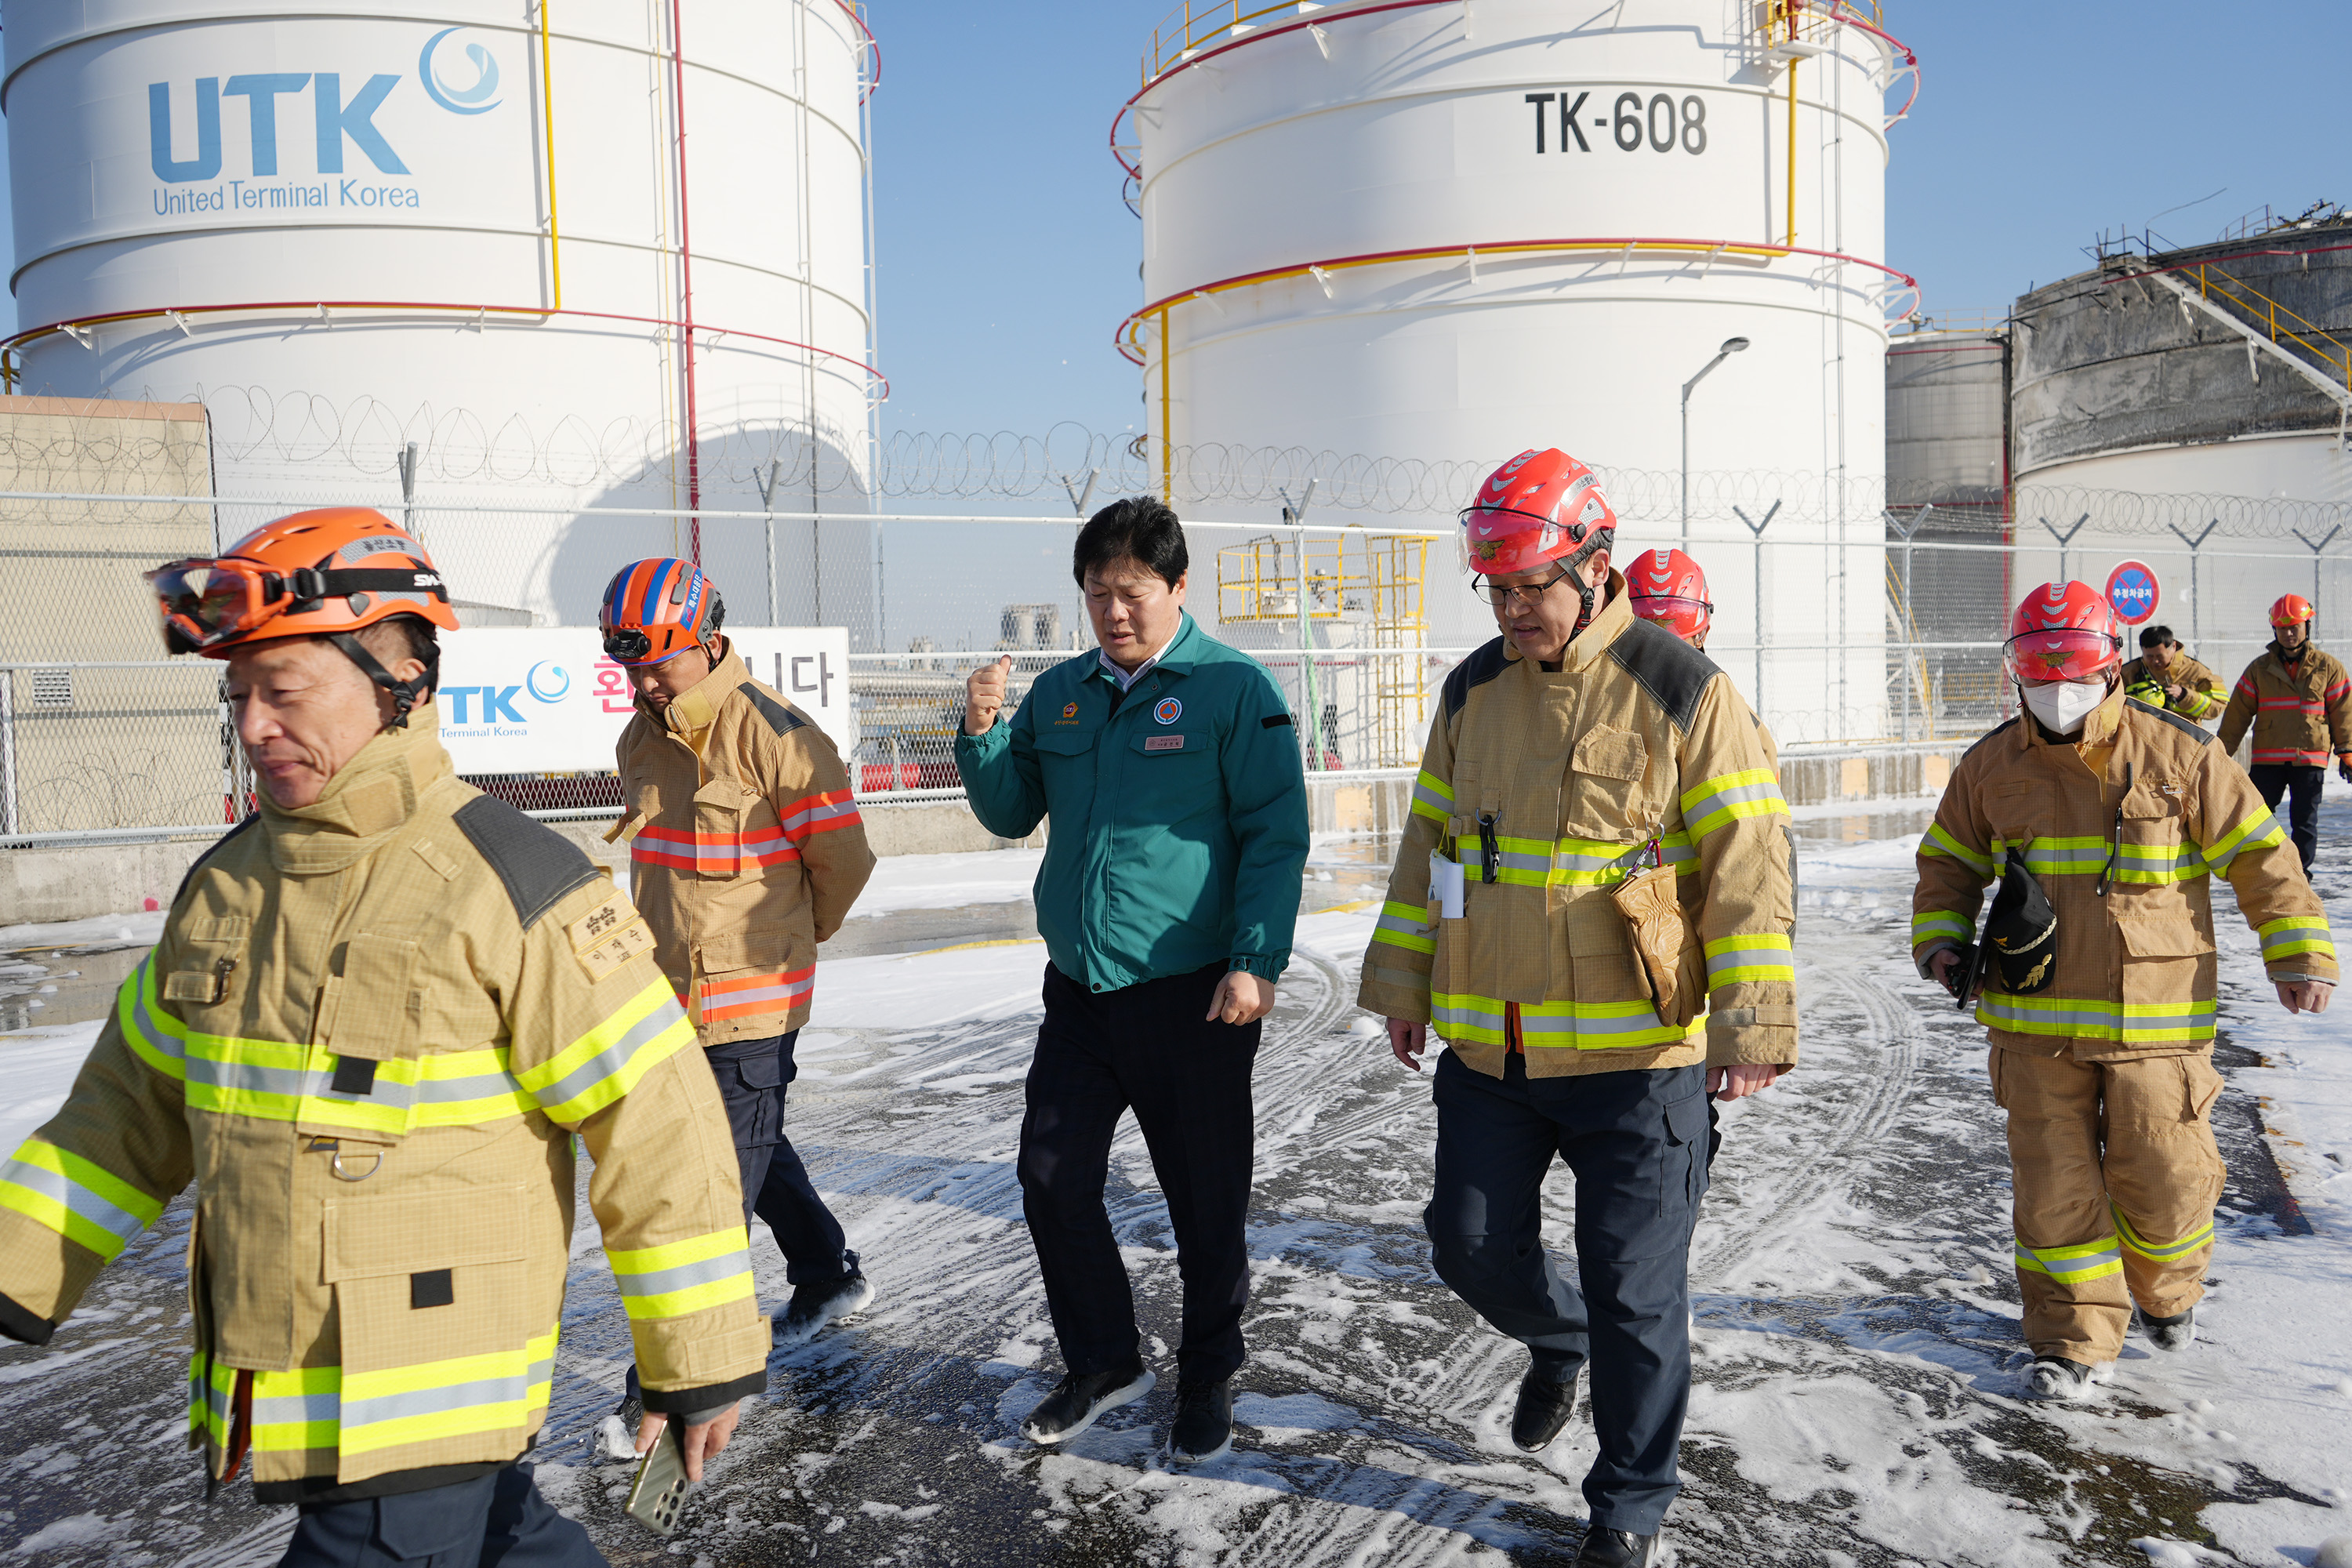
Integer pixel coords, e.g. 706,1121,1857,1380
128,24,520,225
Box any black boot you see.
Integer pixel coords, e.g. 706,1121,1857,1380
1169,1377,1235,1466
773,1269,873,1346
1018,1359,1154,1446
2136,1305,2197,1352
1574,1526,1660,1566
1510,1360,1579,1454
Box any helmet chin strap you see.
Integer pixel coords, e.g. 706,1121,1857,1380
1563,535,1615,636
327,633,438,731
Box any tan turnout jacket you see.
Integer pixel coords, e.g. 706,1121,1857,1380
0,706,769,1494
1913,689,2336,1060
612,643,875,1043
2119,652,2224,723
2217,642,2352,766
1358,580,1798,1079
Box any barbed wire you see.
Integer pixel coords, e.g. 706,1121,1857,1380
3,389,2351,540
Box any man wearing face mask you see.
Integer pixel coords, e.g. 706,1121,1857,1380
1913,582,2336,1403
2217,595,2352,873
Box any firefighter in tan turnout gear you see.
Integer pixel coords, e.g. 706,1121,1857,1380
0,511,768,1568
1914,581,2336,1403
2217,593,2352,873
1360,450,1797,1568
602,557,877,1348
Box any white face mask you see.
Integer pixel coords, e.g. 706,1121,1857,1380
2024,680,2107,735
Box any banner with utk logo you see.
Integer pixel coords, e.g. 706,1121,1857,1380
435,629,853,775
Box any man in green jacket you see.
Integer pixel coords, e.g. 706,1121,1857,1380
956,495,1309,1467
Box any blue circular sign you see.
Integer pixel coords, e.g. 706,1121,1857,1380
2106,561,2160,626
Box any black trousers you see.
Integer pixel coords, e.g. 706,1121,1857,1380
2250,763,2325,872
704,1031,855,1285
280,1462,601,1568
1019,961,1261,1385
1424,1051,1710,1537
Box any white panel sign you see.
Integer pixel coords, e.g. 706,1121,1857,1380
434,629,854,776
10,18,537,263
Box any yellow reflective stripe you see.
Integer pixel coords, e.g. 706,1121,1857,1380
1976,993,2216,1044
2257,914,2336,961
1912,911,1973,945
1410,769,1454,822
1922,823,1993,875
2202,808,2288,869
519,978,694,1123
2013,1235,2122,1280
1703,932,1794,985
0,1139,165,1260
1431,991,1702,1051
250,1364,342,1454
2111,1203,2213,1263
608,1229,756,1322
1371,900,1435,954
189,1355,235,1445
118,957,189,1081
336,1327,560,1459
1678,768,1788,838
181,1036,531,1134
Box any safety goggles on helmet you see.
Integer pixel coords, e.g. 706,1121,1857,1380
2002,627,2121,685
1630,594,1712,635
147,557,447,656
601,627,655,663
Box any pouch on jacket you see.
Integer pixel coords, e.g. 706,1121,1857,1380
1613,859,1702,1029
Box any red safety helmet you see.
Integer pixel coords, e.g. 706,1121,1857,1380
145,508,455,720
1459,448,1617,578
1627,547,1712,641
600,557,724,666
2003,580,2124,684
2270,593,2315,627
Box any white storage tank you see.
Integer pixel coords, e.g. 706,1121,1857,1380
1120,0,1918,741
2,0,880,633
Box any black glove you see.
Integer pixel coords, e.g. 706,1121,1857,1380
2339,757,2352,786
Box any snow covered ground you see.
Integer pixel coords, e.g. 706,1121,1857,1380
3,819,2352,1566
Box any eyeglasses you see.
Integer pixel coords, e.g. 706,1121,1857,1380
1471,567,1574,609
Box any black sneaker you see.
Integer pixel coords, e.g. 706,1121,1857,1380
601,1367,644,1461
2136,1305,2197,1352
2025,1355,2106,1401
1168,1378,1234,1466
1510,1361,1579,1454
1019,1361,1154,1446
773,1271,873,1346
1573,1526,1660,1567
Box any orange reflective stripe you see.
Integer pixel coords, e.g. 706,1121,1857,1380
630,823,797,873
697,967,814,1021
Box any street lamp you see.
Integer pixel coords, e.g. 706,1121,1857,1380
1681,336,1751,546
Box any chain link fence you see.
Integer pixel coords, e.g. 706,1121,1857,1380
6,406,2350,843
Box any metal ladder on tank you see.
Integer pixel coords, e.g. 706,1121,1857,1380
2120,257,2352,447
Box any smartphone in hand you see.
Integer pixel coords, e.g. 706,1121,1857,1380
623,1417,691,1537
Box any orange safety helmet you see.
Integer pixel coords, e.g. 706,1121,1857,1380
145,508,455,721
2270,593,2315,627
2003,580,2124,684
599,557,724,666
1627,547,1712,641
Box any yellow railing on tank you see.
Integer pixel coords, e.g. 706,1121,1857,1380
2189,263,2352,388
1142,0,1339,84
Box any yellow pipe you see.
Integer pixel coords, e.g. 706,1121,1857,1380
539,0,563,310
1158,305,1173,501
1784,9,1798,246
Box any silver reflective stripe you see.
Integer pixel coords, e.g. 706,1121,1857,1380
1517,1007,1671,1040
127,967,184,1061
2208,812,2286,869
533,1001,685,1111
615,1247,752,1300
2016,1240,2119,1277
252,1387,339,1424
0,1158,147,1245
187,1055,312,1100
410,1065,528,1105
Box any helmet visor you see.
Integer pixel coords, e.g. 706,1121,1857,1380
144,558,289,652
1631,594,1711,626
2005,627,2119,684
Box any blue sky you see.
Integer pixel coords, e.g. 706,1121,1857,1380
5,2,2345,441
